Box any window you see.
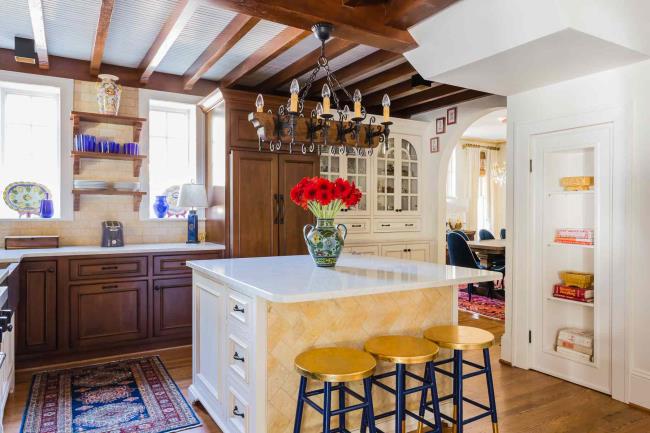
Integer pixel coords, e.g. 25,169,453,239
446,147,457,199
0,82,60,218
148,100,197,218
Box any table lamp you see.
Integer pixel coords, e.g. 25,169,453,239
178,183,208,243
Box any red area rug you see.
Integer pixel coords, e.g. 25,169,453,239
458,289,505,321
20,356,199,433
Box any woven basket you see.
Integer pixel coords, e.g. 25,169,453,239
559,271,594,289
560,176,594,191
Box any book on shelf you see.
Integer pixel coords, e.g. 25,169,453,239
554,237,595,246
557,338,593,356
556,228,594,239
557,328,594,348
553,284,593,302
556,345,593,362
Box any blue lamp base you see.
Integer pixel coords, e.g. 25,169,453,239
186,209,199,244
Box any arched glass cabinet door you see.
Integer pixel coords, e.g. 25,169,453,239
400,138,419,212
376,138,397,212
320,146,341,182
345,149,368,213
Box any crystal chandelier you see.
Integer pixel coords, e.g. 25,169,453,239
248,23,392,157
491,161,507,185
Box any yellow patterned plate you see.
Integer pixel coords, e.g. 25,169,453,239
3,181,51,217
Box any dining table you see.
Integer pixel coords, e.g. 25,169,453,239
467,239,506,268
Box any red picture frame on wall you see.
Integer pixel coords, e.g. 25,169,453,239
447,107,457,125
436,117,446,134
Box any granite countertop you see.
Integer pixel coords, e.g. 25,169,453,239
0,242,226,264
187,254,501,303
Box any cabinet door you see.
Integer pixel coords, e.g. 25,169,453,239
278,154,319,255
153,277,192,337
321,147,370,216
70,280,147,348
376,135,420,215
376,138,398,213
398,137,420,213
17,261,57,354
231,151,278,257
407,243,430,262
380,244,407,259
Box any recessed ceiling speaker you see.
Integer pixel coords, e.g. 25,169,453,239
411,74,433,89
14,37,37,64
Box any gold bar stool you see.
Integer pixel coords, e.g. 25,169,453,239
423,325,498,433
293,347,378,433
362,336,444,433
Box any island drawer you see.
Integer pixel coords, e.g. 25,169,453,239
227,331,250,384
153,253,220,276
228,289,252,329
226,381,250,433
69,256,148,281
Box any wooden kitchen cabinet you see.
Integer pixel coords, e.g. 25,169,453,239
153,277,193,337
70,280,147,348
230,150,317,258
17,260,57,354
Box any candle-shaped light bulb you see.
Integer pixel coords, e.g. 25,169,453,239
289,79,300,112
321,84,331,115
343,104,350,117
255,94,264,113
353,89,362,118
382,93,391,122
315,102,323,118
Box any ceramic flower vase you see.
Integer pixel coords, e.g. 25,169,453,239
303,218,347,267
152,195,169,219
97,74,122,115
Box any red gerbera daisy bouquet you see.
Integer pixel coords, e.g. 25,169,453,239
290,177,362,218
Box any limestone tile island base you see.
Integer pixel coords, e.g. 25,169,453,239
187,255,500,433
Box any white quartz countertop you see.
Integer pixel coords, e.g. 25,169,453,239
0,242,225,264
188,254,502,303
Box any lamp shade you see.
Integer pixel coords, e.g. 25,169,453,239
178,183,208,208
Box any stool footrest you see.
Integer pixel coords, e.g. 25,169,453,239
463,396,491,412
463,359,485,370
463,369,488,379
462,410,493,425
432,366,454,378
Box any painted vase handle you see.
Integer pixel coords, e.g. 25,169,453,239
303,224,314,242
337,223,348,240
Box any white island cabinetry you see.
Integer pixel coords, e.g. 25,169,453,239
188,255,499,433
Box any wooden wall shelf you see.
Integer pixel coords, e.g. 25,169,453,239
71,111,147,142
71,151,146,177
72,189,146,212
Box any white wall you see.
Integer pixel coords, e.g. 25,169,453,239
506,60,650,407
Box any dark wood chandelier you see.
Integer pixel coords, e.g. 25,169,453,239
248,22,392,156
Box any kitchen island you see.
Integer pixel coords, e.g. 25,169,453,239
187,254,500,433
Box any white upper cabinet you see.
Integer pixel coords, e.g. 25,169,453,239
376,135,420,215
320,147,370,216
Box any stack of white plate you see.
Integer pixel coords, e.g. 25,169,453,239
113,181,140,191
74,180,109,190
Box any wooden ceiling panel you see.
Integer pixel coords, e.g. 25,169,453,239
351,61,415,94
388,83,464,112
394,89,489,117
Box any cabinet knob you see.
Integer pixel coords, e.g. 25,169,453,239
154,286,160,291
233,406,245,418
47,267,55,273
233,351,245,362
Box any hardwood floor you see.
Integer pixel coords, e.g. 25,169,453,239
3,314,650,433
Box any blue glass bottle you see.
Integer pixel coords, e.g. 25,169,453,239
152,195,169,218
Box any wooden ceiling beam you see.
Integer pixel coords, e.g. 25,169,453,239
0,48,218,97
363,79,421,106
27,0,49,69
384,0,459,30
308,50,404,96
207,0,416,53
351,62,415,95
90,0,115,76
388,83,464,112
138,0,200,83
259,38,357,92
221,27,310,88
393,89,489,118
183,14,260,90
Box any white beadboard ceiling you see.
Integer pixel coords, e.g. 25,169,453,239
0,0,384,89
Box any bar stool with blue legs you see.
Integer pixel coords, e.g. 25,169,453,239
362,335,444,433
423,325,498,433
293,347,378,433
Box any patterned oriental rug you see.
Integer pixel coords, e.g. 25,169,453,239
20,356,200,433
458,289,506,321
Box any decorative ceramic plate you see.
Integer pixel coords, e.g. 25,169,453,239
3,182,52,216
163,185,187,217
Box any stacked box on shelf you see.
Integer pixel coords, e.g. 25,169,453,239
553,271,594,303
555,228,594,245
556,328,594,362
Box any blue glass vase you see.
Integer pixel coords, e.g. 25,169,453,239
152,195,169,218
39,194,54,219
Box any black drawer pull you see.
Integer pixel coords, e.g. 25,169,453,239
403,249,408,252
351,224,362,228
233,406,245,418
405,223,414,227
381,224,390,227
233,352,245,362
102,284,118,290
101,265,119,270
233,304,245,314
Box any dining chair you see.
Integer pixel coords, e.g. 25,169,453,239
500,228,506,239
447,232,486,300
478,229,495,240
451,230,480,262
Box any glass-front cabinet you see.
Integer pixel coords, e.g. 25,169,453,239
376,135,420,215
320,147,370,215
